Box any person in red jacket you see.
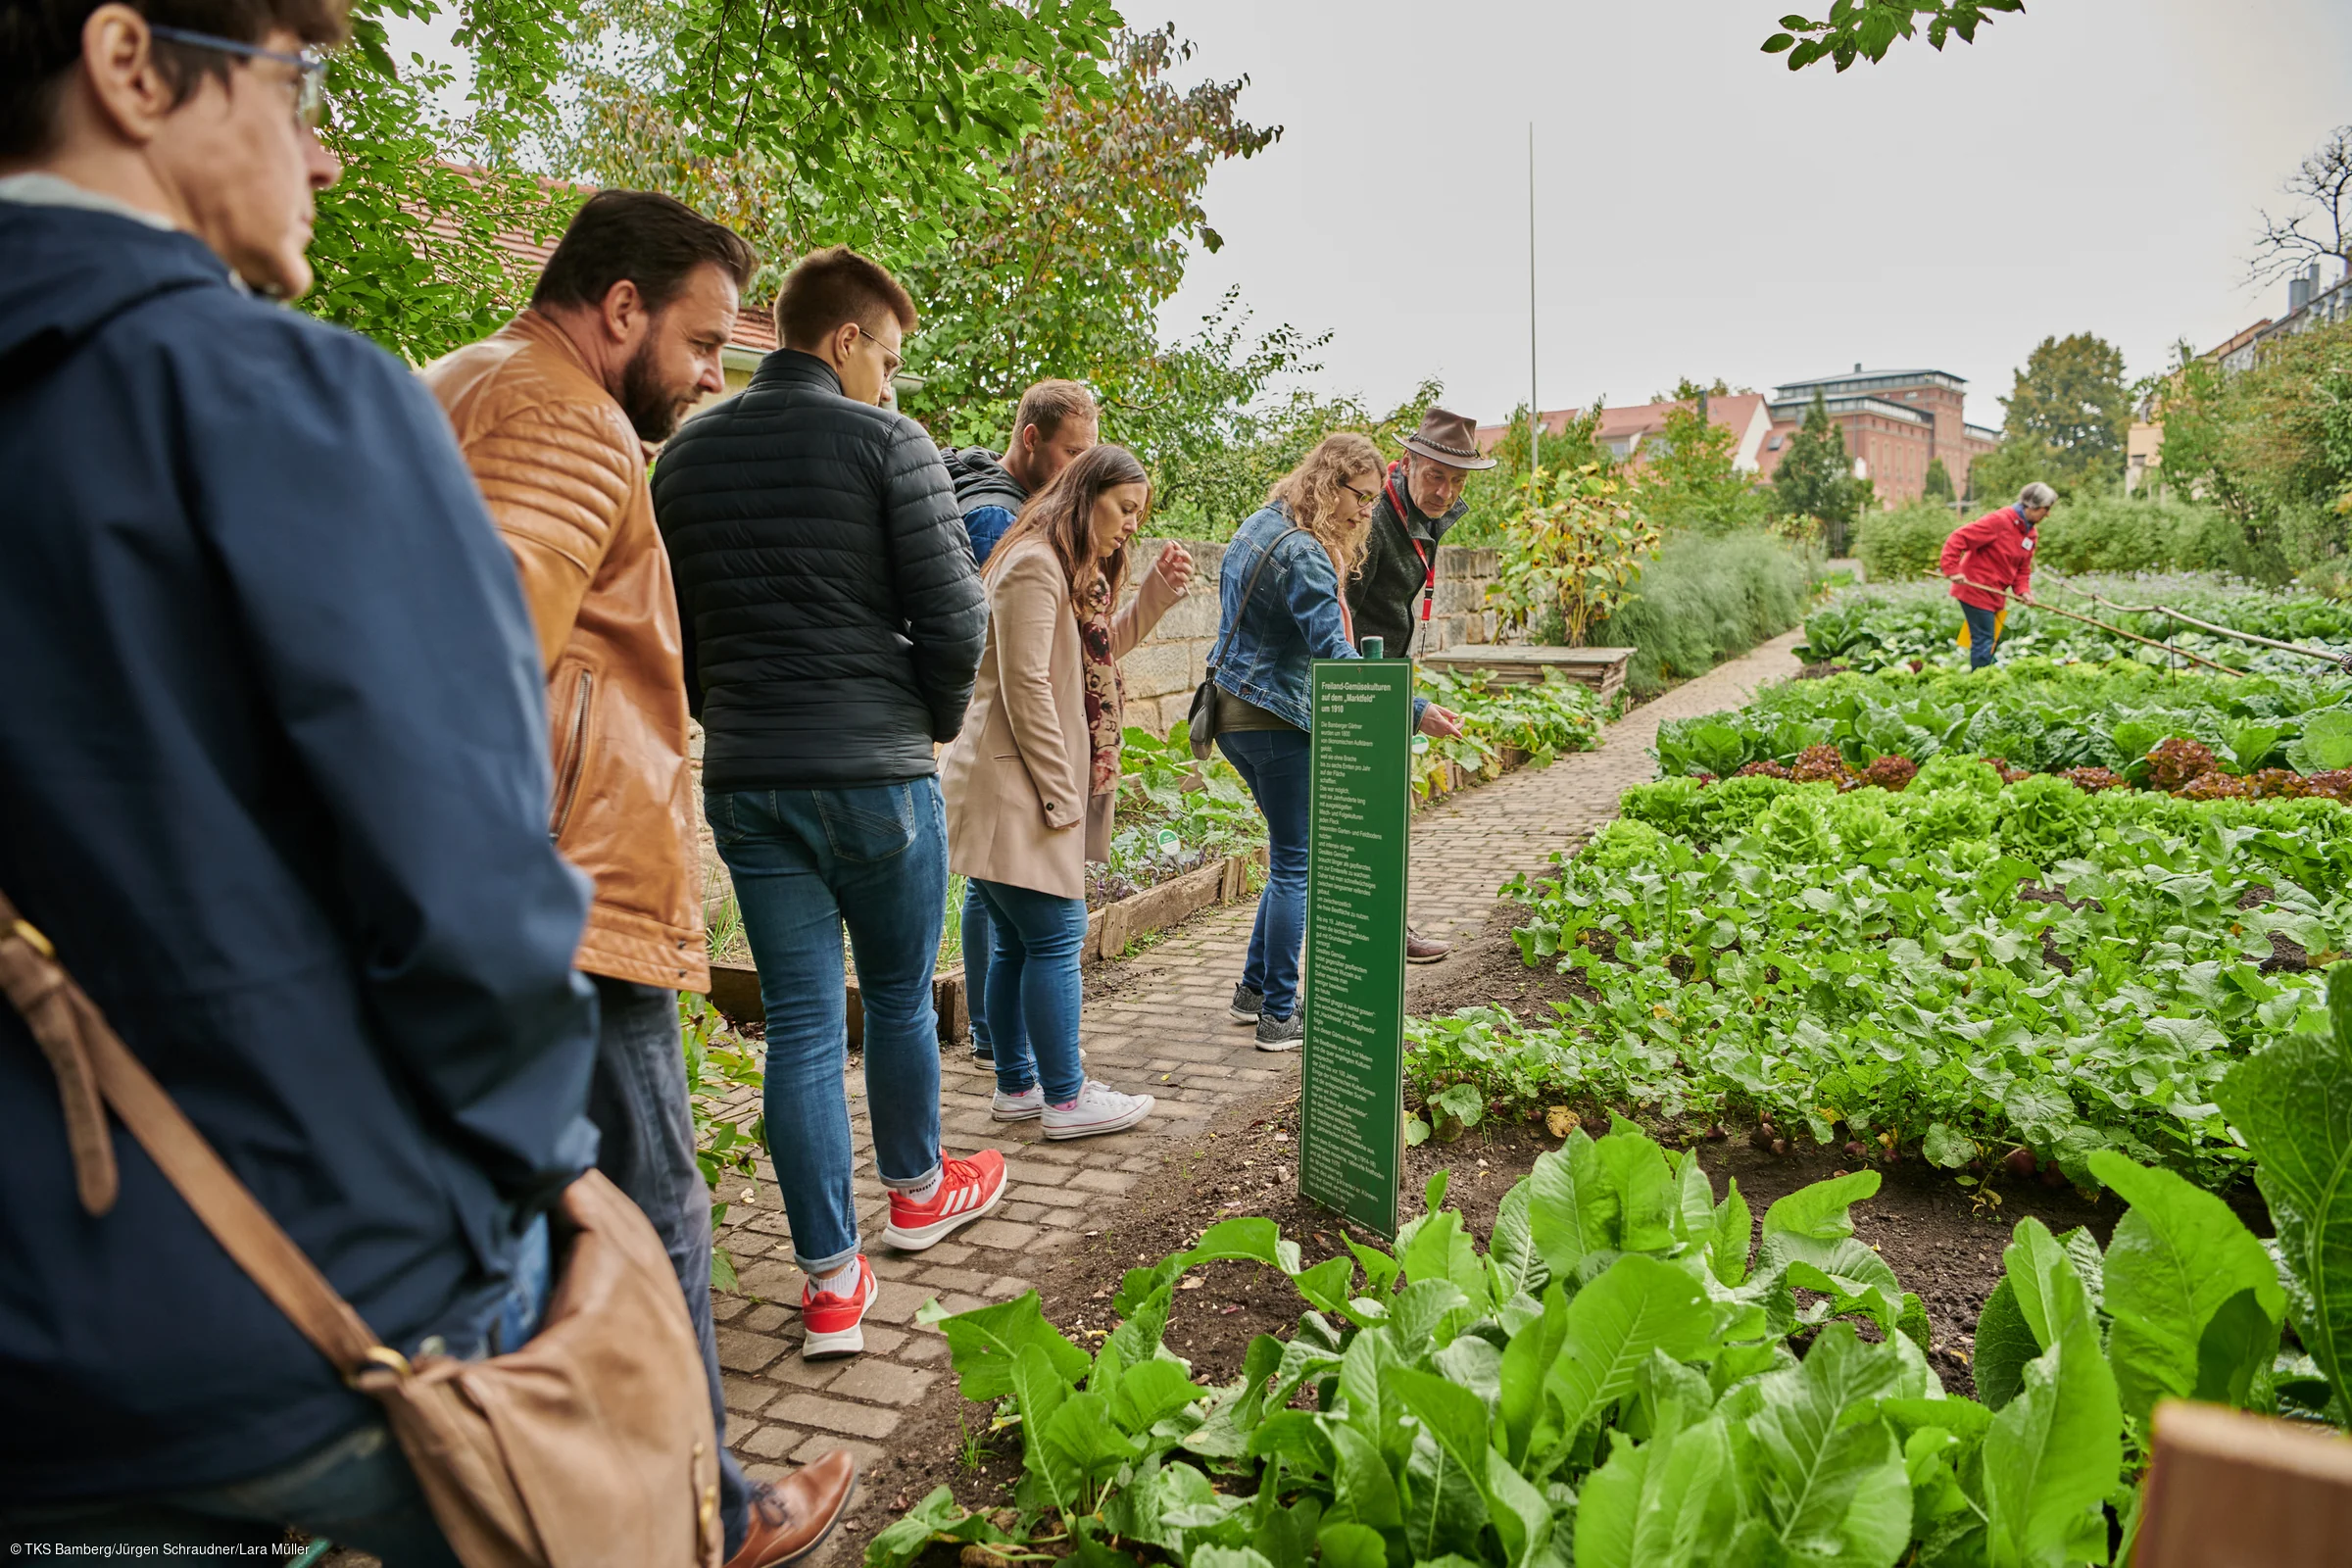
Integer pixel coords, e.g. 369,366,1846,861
1938,481,2056,667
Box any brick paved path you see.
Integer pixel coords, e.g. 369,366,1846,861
703,630,1805,1492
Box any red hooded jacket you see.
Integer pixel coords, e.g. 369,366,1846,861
1939,505,2035,612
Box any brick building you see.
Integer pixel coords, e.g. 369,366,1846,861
1754,366,1999,506
1474,391,1777,471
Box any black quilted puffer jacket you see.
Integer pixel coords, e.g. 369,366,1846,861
653,350,985,790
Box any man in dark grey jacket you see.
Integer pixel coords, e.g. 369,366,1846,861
654,247,999,1362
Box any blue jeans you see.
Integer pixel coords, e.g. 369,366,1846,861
1218,729,1312,1019
709,781,948,1274
971,878,1091,1105
961,879,1002,1058
7,1222,550,1564
1962,602,2000,668
586,976,747,1556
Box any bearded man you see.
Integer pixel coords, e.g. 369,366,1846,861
423,190,856,1568
1344,408,1489,962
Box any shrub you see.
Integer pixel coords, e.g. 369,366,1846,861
1589,529,1817,698
2034,490,2236,574
1853,501,1954,582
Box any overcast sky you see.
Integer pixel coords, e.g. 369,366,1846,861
1139,0,2352,430
390,1,2352,431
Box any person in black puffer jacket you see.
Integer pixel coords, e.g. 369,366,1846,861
653,248,1004,1361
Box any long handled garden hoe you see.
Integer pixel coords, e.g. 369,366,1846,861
2052,581,2352,676
1953,577,2246,676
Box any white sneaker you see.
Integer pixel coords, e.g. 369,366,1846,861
992,1084,1045,1121
1042,1080,1155,1141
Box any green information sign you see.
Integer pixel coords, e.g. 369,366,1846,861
1300,657,1412,1238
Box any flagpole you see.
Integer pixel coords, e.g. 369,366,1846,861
1527,122,1539,493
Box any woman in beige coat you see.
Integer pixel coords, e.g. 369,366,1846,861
942,445,1194,1139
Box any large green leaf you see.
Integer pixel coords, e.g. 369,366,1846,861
1314,1522,1388,1568
2215,964,2352,1413
1594,1116,1678,1253
1544,1254,1717,1446
1115,1356,1207,1434
1320,1417,1403,1531
1736,1324,1914,1567
2086,1150,2282,1422
1999,1219,2076,1351
1575,1410,1739,1568
1979,1265,2121,1568
1013,1342,1080,1513
1775,1237,1906,1336
1761,1169,1881,1244
1490,1180,1553,1300
1401,1427,1489,1562
1972,1278,2040,1413
931,1290,1091,1399
1497,1283,1568,1465
1528,1132,1620,1284
1043,1391,1144,1492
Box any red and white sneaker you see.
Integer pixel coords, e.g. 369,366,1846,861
800,1256,878,1360
881,1151,1006,1251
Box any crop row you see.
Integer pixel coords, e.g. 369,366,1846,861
877,968,2352,1568
1796,577,2352,677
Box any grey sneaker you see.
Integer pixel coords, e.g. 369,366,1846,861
1042,1080,1155,1140
1228,983,1264,1025
992,1084,1044,1121
1254,1010,1302,1051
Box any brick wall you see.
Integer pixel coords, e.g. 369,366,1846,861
1114,536,1511,734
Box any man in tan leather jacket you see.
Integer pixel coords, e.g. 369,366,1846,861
423,191,853,1568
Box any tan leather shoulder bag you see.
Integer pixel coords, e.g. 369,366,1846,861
0,892,721,1568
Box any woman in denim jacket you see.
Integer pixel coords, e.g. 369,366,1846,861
1206,433,1455,1049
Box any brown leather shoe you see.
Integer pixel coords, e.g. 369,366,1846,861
724,1449,858,1568
1405,926,1450,964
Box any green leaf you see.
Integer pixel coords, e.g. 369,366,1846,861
1544,1254,1717,1446
1528,1131,1619,1283
1045,1391,1145,1490
1778,1237,1906,1335
2215,964,2352,1415
1761,1168,1881,1244
1314,1521,1388,1568
2191,1287,2278,1410
934,1290,1091,1400
1321,1417,1404,1531
1013,1343,1080,1512
2086,1149,2283,1423
1923,1122,1976,1169
1972,1278,2040,1413
1490,1179,1552,1300
1497,1282,1568,1465
1594,1119,1678,1253
1574,1411,1739,1568
861,1485,1009,1568
1736,1324,1914,1567
1401,1427,1489,1562
1709,1178,1753,1288
1401,1204,1486,1299
1999,1218,2075,1352
1979,1264,2121,1568
1115,1356,1206,1433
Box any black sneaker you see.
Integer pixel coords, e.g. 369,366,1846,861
970,1039,995,1063
1254,1010,1302,1052
1228,984,1264,1026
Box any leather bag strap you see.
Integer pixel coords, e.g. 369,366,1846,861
0,890,387,1378
1204,525,1304,676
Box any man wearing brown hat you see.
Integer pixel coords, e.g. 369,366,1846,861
1348,408,1493,961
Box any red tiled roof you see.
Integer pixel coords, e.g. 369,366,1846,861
1477,393,1766,456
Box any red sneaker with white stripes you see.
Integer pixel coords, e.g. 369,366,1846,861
881,1151,1006,1250
801,1255,878,1360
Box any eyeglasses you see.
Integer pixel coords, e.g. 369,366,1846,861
1337,478,1378,505
147,24,328,127
854,322,904,378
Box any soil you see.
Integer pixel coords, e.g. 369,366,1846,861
824,900,2156,1564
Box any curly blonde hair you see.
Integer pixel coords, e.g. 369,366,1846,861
1268,432,1383,583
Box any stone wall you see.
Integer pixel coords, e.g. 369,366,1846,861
1115,536,1510,734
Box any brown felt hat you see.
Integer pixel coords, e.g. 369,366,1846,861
1397,407,1497,469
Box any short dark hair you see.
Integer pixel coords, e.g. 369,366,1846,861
1013,379,1096,444
2,0,347,158
531,190,758,317
773,245,916,350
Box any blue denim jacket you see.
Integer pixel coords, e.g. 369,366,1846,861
1209,503,1427,731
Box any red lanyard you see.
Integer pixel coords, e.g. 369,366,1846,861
1384,467,1435,623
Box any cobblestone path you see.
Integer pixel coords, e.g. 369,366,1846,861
704,630,1805,1494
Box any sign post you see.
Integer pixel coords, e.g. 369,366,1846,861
1299,643,1411,1238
